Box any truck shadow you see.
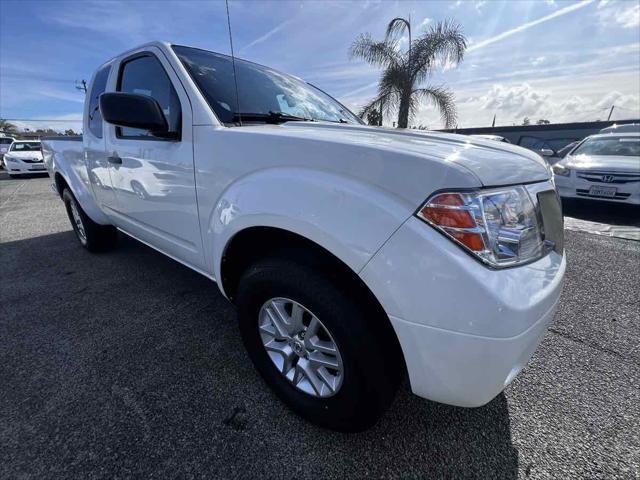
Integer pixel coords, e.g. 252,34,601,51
1,230,518,479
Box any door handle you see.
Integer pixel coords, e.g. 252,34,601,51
107,155,122,165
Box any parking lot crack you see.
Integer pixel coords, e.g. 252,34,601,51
547,326,632,364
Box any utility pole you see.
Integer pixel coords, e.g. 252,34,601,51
491,114,496,128
607,105,614,121
75,80,87,94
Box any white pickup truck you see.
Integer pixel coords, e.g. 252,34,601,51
43,41,565,432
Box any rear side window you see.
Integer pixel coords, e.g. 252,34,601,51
117,54,181,139
88,65,111,138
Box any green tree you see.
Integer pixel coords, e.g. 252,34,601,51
522,117,531,126
350,18,466,129
365,108,382,126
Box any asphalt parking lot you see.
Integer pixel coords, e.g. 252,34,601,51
1,172,639,479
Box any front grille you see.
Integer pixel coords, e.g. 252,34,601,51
21,158,43,164
576,189,631,200
576,171,640,184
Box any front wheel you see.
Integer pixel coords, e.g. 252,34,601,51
62,188,117,252
236,258,400,432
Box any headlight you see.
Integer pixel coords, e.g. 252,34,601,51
5,156,16,162
552,164,570,177
417,186,549,268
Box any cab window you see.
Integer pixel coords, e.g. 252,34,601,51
88,65,111,138
116,54,181,139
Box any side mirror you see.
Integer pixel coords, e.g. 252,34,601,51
100,92,170,136
539,148,554,157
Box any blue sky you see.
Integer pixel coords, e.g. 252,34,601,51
1,0,638,131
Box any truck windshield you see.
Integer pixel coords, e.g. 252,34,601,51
172,45,362,126
10,142,41,151
572,137,640,157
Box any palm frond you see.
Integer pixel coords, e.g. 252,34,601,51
410,19,467,81
413,86,457,128
349,33,400,68
358,90,399,119
385,17,410,43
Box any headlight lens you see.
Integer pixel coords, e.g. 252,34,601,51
552,164,571,177
417,187,548,268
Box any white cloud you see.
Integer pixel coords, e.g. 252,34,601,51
596,91,640,113
479,83,551,118
418,17,432,30
530,56,546,66
475,1,487,13
598,2,640,28
468,0,595,53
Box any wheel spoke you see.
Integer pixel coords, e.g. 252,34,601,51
264,340,296,374
316,367,340,393
296,358,325,396
288,303,305,335
259,322,277,338
265,304,290,340
308,351,339,370
305,335,336,355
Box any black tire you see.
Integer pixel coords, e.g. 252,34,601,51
62,188,117,252
236,257,400,432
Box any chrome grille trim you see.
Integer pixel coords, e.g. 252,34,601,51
576,171,640,184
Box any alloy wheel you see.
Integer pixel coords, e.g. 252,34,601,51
258,297,343,397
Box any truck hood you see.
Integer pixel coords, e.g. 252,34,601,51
259,122,551,187
563,153,640,173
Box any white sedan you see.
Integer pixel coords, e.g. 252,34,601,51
553,133,640,205
3,140,47,177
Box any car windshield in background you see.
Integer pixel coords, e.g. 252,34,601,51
172,45,362,126
10,142,41,151
572,137,640,157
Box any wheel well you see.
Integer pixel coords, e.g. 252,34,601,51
221,226,406,374
54,172,68,198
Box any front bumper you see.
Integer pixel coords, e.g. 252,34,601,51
555,173,640,205
360,216,565,407
5,160,47,175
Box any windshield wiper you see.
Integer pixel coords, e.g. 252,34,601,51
232,111,314,124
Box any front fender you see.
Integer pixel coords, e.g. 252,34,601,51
208,167,413,295
43,140,110,225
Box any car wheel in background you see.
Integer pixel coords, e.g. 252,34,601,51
62,188,118,252
236,257,400,432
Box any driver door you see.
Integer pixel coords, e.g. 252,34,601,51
104,47,205,271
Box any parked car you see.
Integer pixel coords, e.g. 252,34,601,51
545,140,580,165
553,133,640,204
0,135,15,169
3,140,46,177
469,134,511,143
600,123,640,134
42,41,565,432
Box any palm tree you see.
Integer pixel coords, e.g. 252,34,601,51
0,119,18,134
350,18,466,129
